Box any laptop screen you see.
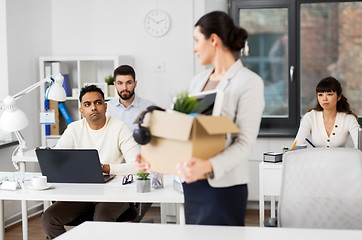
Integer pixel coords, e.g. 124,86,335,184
36,148,110,183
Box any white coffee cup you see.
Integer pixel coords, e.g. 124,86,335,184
32,176,47,189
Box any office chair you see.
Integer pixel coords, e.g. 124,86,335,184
265,148,362,229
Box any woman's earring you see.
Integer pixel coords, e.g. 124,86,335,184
242,41,249,56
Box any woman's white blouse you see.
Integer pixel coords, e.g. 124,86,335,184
295,110,359,148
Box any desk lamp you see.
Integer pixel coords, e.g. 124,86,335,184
0,73,66,170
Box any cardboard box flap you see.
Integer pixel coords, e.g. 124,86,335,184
196,115,240,135
147,110,194,141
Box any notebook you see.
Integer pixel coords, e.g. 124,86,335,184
35,148,115,184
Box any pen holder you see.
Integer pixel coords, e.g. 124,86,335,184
151,172,164,189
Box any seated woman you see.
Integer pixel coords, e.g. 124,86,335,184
295,76,360,148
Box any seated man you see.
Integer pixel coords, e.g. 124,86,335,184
41,85,140,239
106,64,154,130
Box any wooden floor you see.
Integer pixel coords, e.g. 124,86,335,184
5,207,267,240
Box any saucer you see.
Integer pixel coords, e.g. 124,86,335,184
26,183,52,191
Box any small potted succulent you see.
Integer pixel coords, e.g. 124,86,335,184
136,172,151,193
104,75,116,97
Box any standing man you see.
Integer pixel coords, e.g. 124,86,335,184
41,85,139,239
106,65,155,130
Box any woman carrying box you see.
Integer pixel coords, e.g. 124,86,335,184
136,11,264,226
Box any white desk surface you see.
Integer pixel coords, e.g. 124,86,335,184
55,222,362,240
0,172,184,203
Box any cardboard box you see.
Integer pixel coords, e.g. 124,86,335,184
141,110,239,176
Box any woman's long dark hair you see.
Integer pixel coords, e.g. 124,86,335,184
310,76,357,119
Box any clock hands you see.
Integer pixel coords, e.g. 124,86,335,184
150,14,167,24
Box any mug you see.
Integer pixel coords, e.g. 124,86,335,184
32,176,47,189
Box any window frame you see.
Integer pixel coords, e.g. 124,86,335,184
229,0,362,137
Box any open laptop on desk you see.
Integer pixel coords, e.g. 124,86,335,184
35,148,115,183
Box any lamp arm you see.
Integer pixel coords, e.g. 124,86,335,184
14,131,26,155
12,131,27,171
13,77,53,100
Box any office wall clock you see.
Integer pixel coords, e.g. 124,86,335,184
144,9,171,37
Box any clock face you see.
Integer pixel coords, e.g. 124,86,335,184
144,9,171,37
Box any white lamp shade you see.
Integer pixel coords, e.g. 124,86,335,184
45,73,66,102
46,83,66,102
0,107,29,132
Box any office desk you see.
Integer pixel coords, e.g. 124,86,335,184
259,162,283,226
0,172,184,240
56,222,362,240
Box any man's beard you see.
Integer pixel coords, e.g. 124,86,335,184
119,89,135,100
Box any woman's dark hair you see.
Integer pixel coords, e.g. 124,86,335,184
79,84,105,103
195,11,248,52
310,76,357,119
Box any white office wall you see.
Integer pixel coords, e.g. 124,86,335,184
6,0,52,151
205,0,228,13
51,0,195,109
0,0,9,98
0,0,11,141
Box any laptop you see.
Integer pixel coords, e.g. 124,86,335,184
35,148,115,184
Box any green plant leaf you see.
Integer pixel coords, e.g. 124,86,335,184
173,91,199,114
136,172,150,180
104,75,115,85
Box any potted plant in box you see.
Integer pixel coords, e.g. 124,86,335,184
136,172,151,193
173,91,199,114
104,75,116,97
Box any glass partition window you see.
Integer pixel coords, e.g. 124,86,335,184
239,9,289,117
300,2,362,116
231,0,362,134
